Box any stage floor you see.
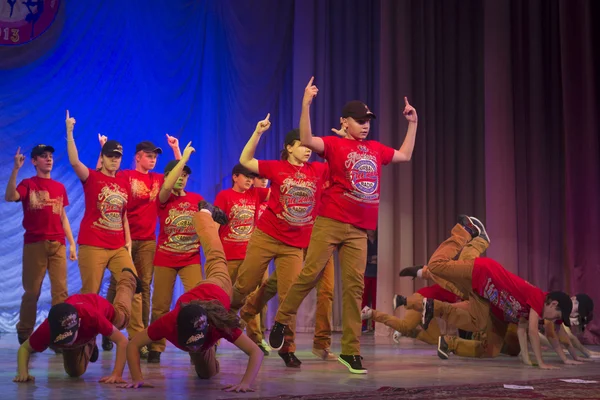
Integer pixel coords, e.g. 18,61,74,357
2,332,599,399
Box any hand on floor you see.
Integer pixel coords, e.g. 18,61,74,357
223,383,255,393
119,380,155,389
99,374,126,384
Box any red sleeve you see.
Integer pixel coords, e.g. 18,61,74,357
62,184,69,207
96,315,115,337
255,187,269,202
147,311,175,341
214,191,227,211
222,327,243,344
82,168,96,186
15,179,28,202
377,141,395,166
158,192,174,209
257,160,280,180
28,320,51,352
321,136,337,160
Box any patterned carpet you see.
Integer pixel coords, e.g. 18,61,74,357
229,376,600,400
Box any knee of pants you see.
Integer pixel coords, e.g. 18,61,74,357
195,360,219,379
63,362,85,378
22,289,42,301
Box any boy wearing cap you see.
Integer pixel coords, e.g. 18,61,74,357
269,77,418,374
146,143,206,363
5,145,77,345
14,268,141,383
214,164,270,354
65,110,143,341
100,135,181,355
124,203,264,393
229,115,331,368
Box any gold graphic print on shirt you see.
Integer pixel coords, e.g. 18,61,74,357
94,184,128,231
278,174,316,226
161,201,200,253
344,145,379,204
226,200,256,242
130,178,160,201
28,190,63,214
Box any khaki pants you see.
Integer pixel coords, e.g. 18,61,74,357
106,240,156,329
17,241,68,339
62,270,137,376
189,211,234,379
230,229,304,353
78,245,143,338
275,217,367,355
150,264,203,352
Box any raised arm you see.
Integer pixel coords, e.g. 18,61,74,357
166,134,182,160
65,110,89,182
4,147,25,202
391,97,418,163
239,114,271,174
299,77,324,154
158,142,194,204
96,134,107,170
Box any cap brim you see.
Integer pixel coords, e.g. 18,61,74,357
142,147,163,154
104,150,123,156
51,327,77,345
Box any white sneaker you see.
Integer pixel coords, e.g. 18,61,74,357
261,339,272,352
361,306,373,320
392,330,402,344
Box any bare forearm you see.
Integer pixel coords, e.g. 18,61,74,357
548,336,568,362
397,122,417,160
239,132,261,172
517,327,531,362
17,345,32,375
239,350,263,386
4,168,19,201
111,338,128,377
66,129,81,166
528,326,545,365
126,344,144,381
299,105,313,146
61,212,75,246
173,146,182,161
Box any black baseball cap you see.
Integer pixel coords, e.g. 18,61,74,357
101,140,124,156
232,163,257,178
547,291,573,327
31,144,55,158
342,100,376,119
575,293,594,329
164,159,192,175
48,303,80,345
135,141,163,154
284,129,300,146
177,303,209,348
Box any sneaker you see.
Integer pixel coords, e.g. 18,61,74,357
278,352,301,368
90,344,99,363
457,214,480,238
392,330,402,344
338,354,367,374
101,336,113,351
470,217,490,244
139,345,149,360
421,298,434,330
393,294,407,310
312,347,337,361
361,306,373,320
121,268,142,294
198,200,229,225
437,336,450,360
147,350,161,364
258,343,270,356
261,339,272,352
399,265,424,279
269,321,286,350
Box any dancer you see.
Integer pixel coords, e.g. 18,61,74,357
65,110,143,340
214,164,270,354
5,145,76,345
124,203,263,393
269,77,418,374
229,115,331,368
147,144,205,363
14,269,141,383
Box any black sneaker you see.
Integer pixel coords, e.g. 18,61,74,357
470,217,490,244
393,294,407,310
121,268,142,294
269,321,286,350
399,265,423,279
279,352,301,368
90,344,99,363
421,298,434,330
458,329,473,340
258,343,270,356
457,215,480,238
102,336,113,351
338,354,367,374
198,200,229,225
139,345,149,360
148,350,161,364
437,336,450,360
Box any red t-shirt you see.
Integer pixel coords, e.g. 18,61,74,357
28,294,115,352
472,257,546,323
256,160,329,248
77,169,130,249
318,136,395,230
153,192,204,267
417,284,462,303
119,170,163,241
147,283,243,351
16,176,68,245
214,187,269,260
256,200,268,221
